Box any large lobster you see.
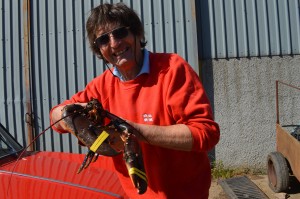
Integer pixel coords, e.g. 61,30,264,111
61,99,147,194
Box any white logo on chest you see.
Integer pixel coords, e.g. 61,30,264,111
142,114,153,122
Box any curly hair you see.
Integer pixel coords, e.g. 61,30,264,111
86,3,147,59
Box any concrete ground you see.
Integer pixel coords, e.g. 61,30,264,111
209,175,300,199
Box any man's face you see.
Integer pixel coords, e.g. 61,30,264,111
95,25,143,70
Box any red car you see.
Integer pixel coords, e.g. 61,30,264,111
0,123,129,199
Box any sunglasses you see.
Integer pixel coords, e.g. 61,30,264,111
94,26,130,48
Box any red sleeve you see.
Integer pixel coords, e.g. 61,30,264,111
166,55,220,152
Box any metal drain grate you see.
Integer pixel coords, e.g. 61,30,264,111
219,176,269,199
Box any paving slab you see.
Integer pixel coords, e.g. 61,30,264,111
209,175,300,199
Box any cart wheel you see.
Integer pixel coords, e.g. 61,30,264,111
267,152,289,192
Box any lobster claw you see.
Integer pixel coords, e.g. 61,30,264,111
77,151,99,174
62,104,122,157
123,133,148,194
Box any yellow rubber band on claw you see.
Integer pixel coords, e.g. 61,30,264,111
90,131,109,152
129,167,148,182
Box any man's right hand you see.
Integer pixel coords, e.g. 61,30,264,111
51,103,87,132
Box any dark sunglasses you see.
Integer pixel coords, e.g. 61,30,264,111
94,26,130,47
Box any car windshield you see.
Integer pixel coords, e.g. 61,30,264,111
0,123,23,158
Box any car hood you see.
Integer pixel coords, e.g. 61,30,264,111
0,151,128,199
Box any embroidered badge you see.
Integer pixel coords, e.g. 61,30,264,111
143,114,153,122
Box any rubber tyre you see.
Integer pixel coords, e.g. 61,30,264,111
267,152,290,192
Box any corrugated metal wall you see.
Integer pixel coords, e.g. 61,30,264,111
0,1,27,147
196,0,300,59
1,0,300,154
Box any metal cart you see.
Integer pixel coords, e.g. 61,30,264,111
267,80,300,192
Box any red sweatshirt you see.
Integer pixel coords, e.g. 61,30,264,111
50,52,220,199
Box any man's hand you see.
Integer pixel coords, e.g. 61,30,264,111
51,103,87,132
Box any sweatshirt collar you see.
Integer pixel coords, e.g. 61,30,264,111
113,49,149,81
